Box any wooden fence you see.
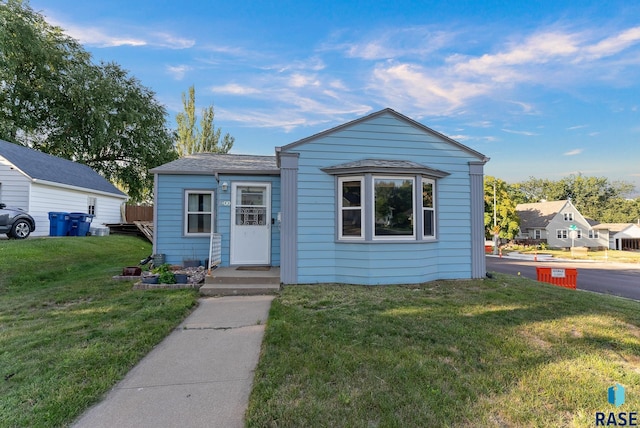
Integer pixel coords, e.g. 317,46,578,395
125,205,153,222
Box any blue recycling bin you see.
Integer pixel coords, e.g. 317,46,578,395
68,212,94,236
48,212,70,236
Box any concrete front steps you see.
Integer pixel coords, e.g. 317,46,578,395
199,266,281,296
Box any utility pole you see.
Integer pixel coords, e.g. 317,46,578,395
493,180,498,254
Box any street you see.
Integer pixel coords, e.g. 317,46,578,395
486,255,640,301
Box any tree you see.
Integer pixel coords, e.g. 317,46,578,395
513,174,635,222
484,176,520,240
176,85,234,156
0,0,177,201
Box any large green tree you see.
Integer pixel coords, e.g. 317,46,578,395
512,174,635,221
484,176,520,240
0,0,177,201
176,85,234,156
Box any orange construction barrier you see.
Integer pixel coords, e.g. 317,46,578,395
535,267,577,289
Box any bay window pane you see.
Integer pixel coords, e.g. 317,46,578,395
342,210,361,236
374,178,414,236
342,181,361,207
424,210,434,237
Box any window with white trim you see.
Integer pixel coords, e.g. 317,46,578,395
337,175,436,241
557,229,568,239
575,229,582,239
533,229,542,239
422,179,435,238
339,177,363,239
87,197,97,216
184,191,213,235
563,212,573,221
588,230,599,239
374,177,415,238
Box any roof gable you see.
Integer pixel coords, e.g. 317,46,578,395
0,140,126,197
277,108,489,162
516,200,570,229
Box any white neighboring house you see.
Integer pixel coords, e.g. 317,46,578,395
516,199,640,250
0,139,127,237
515,200,606,248
593,223,640,251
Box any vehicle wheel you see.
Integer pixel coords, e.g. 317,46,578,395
10,220,31,239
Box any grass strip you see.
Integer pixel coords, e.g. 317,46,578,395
247,275,640,427
0,236,198,427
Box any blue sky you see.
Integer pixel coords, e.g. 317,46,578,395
30,0,640,192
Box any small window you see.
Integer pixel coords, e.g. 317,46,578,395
87,197,97,216
589,230,599,239
185,191,213,235
338,177,363,239
557,229,568,239
574,229,582,239
533,230,542,239
563,212,573,221
422,178,435,238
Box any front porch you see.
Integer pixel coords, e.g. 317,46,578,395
200,266,281,296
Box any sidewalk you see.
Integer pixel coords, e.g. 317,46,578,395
72,295,274,428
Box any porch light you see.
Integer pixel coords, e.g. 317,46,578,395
221,182,228,191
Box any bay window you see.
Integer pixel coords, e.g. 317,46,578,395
337,175,437,241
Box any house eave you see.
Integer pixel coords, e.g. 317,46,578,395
31,178,128,199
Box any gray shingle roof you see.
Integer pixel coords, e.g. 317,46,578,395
150,153,279,175
321,159,450,177
516,200,569,229
0,140,126,197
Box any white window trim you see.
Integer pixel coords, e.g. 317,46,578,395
589,230,599,239
87,197,97,216
563,212,574,221
372,176,416,241
336,174,437,242
184,190,214,237
557,229,568,239
421,177,436,240
338,177,364,240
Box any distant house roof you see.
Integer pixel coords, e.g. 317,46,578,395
516,199,599,229
516,200,570,229
150,153,279,175
0,139,126,197
592,223,635,232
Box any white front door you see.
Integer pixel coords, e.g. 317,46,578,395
230,183,271,265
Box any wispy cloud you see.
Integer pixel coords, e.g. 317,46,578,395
46,15,194,49
211,83,262,95
166,65,191,80
501,129,538,136
564,149,583,156
567,125,588,130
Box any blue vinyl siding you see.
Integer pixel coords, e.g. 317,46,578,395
283,111,481,285
155,174,280,267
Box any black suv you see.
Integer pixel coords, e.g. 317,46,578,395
0,203,36,239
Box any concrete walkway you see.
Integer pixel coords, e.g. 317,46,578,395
73,295,274,428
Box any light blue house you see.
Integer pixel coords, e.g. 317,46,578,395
151,108,489,285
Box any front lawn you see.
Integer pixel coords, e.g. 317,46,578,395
247,275,640,427
0,236,198,427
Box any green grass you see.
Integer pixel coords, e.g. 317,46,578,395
513,247,640,263
0,236,198,427
247,276,640,427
